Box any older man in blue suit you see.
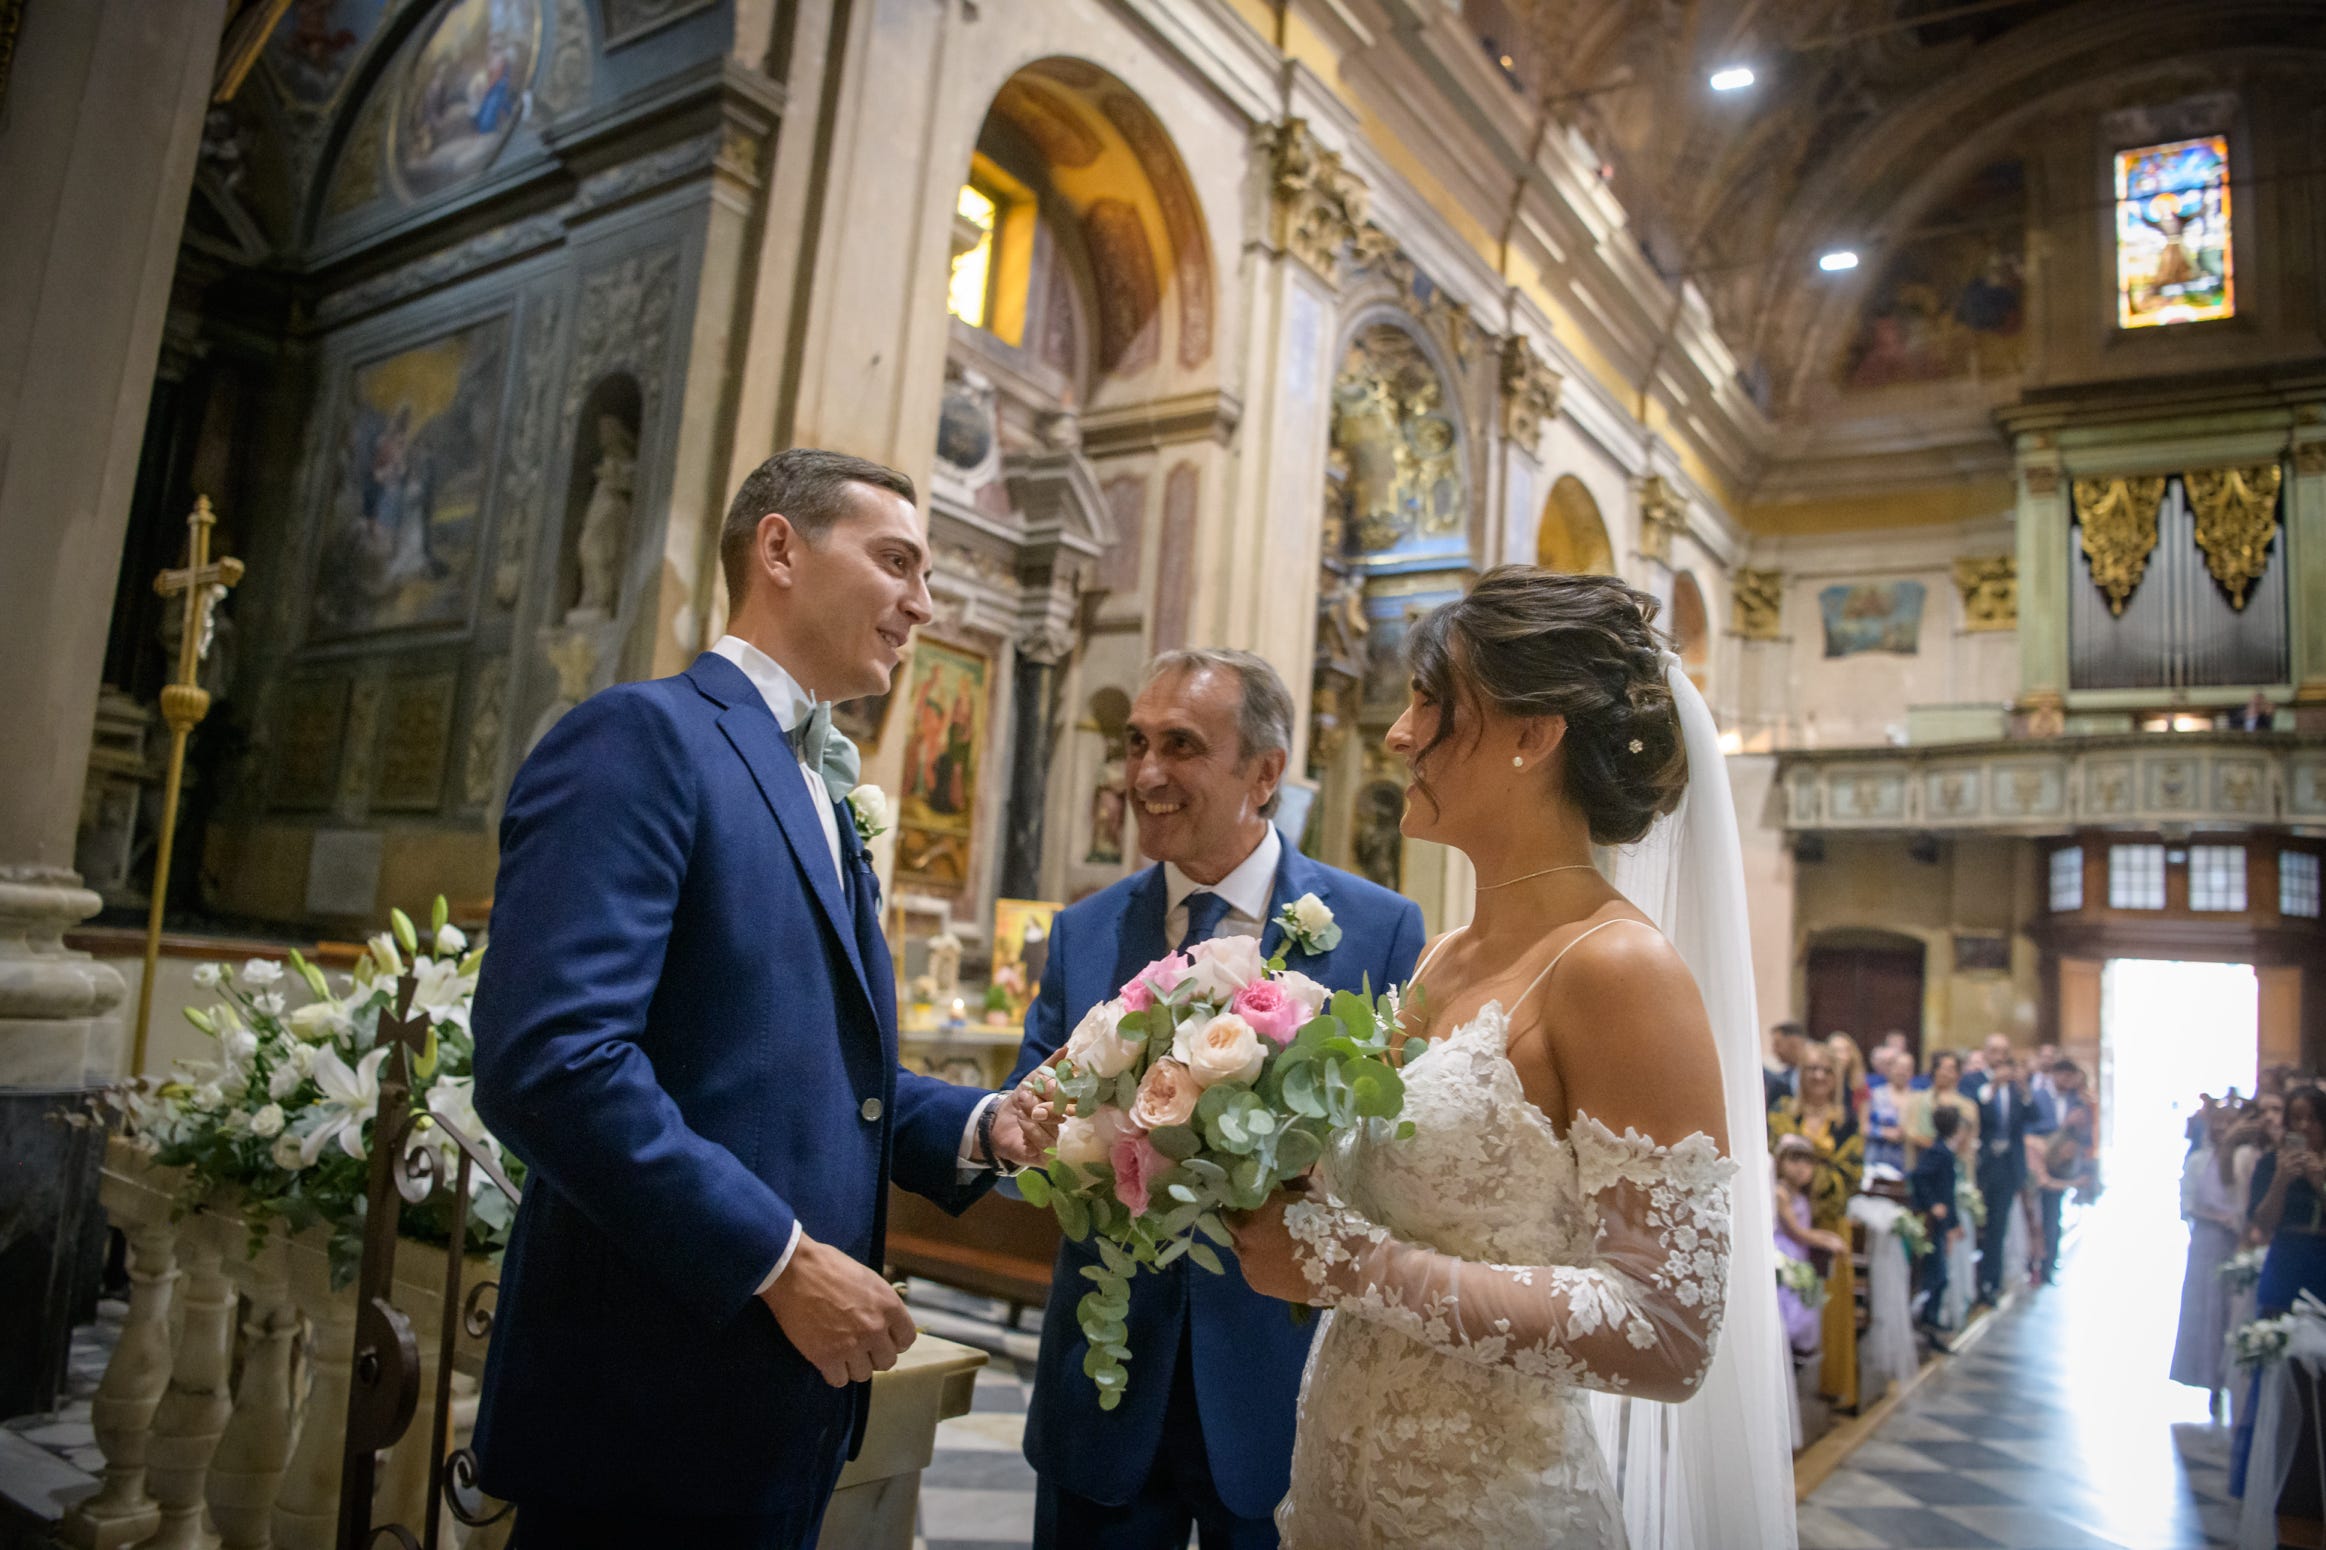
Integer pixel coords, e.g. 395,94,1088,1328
470,449,1055,1548
1003,650,1426,1548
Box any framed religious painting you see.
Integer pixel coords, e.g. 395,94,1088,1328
988,898,1061,1026
308,316,510,640
893,639,990,890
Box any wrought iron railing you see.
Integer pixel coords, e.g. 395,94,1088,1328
336,974,522,1550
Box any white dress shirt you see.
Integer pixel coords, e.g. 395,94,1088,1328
1163,824,1281,950
710,635,998,1295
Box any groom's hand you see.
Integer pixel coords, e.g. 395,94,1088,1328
758,1234,917,1387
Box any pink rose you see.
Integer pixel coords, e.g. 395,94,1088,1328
1110,1128,1169,1219
1124,952,1191,1008
1129,1057,1201,1131
1229,980,1306,1046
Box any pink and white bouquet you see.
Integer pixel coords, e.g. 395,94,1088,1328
1019,926,1419,1408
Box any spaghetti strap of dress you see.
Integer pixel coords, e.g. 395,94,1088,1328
1512,916,1659,1012
1410,927,1466,987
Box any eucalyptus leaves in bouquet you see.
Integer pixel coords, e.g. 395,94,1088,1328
106,898,521,1284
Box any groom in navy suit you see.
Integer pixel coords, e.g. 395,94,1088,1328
470,449,1055,1548
1002,650,1425,1548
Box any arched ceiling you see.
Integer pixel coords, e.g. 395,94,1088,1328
1468,0,2326,416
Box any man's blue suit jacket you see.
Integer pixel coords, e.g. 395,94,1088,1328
470,652,988,1515
1000,846,1424,1518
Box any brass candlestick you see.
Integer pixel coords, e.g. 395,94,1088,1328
132,496,244,1076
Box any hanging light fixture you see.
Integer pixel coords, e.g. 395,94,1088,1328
1709,65,1755,92
1818,250,1860,272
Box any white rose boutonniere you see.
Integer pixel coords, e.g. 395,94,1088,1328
846,784,892,844
1274,892,1341,956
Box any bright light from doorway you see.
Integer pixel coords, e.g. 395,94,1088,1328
1709,66,1755,92
2099,958,2256,1194
1818,249,1860,272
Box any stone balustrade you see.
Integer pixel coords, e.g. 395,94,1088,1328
58,1138,984,1550
1778,730,2326,834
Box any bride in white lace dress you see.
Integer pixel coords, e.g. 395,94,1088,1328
1229,568,1796,1548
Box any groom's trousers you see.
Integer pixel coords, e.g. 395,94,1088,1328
1033,1323,1279,1550
505,1442,845,1550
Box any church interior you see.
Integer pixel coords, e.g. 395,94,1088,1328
5,0,2325,1546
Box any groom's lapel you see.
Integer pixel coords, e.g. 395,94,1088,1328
1259,844,1334,969
1106,867,1171,1008
695,657,874,1013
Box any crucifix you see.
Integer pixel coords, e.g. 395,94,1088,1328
132,496,246,1075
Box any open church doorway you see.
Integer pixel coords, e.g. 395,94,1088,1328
2098,958,2258,1203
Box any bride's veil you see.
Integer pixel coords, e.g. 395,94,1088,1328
1590,655,1799,1549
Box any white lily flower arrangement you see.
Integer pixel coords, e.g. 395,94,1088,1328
101,896,519,1286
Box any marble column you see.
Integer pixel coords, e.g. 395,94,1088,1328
1000,649,1061,902
0,0,225,1416
2290,435,2326,722
2011,452,2070,722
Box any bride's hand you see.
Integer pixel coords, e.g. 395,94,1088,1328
1225,1182,1323,1305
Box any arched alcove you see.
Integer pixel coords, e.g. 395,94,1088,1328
1671,569,1710,694
1537,474,1615,575
556,373,642,625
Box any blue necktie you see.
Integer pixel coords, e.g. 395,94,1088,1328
1178,890,1233,953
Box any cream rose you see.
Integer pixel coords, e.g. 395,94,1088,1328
1129,1058,1201,1129
1274,969,1330,1018
1054,1105,1132,1168
1173,1013,1267,1089
1184,933,1268,1002
1288,893,1334,936
288,1001,346,1044
1064,998,1144,1079
251,1103,286,1139
270,1130,306,1171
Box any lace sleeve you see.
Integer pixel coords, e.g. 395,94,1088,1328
1285,1116,1736,1402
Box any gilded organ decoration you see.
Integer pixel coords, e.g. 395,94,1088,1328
2070,474,2168,615
1952,554,2017,631
1331,325,1464,554
2183,464,2283,609
1733,568,1783,641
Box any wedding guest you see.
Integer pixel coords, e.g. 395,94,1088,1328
1907,1051,1980,1168
1765,1020,1807,1109
2027,1043,2063,1113
1974,1053,2033,1306
1772,1045,1865,1408
1828,1033,1871,1128
1960,1032,2014,1101
1866,1048,1911,1174
2233,1087,2326,1496
1910,1104,1962,1347
2029,1060,2095,1285
2173,1103,2244,1421
1773,1135,1846,1361
2230,1092,2287,1241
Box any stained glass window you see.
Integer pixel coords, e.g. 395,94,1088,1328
2115,135,2233,329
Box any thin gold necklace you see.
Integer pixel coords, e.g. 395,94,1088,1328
1475,862,1598,892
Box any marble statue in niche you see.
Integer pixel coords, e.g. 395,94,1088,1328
568,412,635,624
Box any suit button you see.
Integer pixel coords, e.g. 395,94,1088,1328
860,1097,883,1123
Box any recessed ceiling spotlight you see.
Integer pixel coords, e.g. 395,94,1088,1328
1500,53,1515,68
1709,66,1755,92
1818,250,1860,272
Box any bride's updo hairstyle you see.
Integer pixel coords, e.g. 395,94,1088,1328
1405,565,1688,845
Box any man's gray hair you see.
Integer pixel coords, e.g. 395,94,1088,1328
1141,648,1294,817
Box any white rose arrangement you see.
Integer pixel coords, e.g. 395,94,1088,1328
846,783,892,844
102,897,518,1285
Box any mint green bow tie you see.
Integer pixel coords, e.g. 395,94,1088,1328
787,700,861,805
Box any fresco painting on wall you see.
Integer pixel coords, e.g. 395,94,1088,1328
266,0,390,109
1842,159,2026,389
311,318,509,639
895,640,989,890
1820,581,1926,658
2115,135,2234,329
393,0,541,199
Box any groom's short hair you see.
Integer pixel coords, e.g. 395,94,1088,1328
721,448,916,602
1142,648,1293,817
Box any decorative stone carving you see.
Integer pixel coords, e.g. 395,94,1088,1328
139,1227,233,1550
316,216,564,326
1637,476,1685,563
1733,568,1783,640
465,658,511,808
2297,442,2326,477
2071,474,2169,615
1332,325,1465,552
337,679,383,817
2184,464,2283,609
540,0,595,117
1499,336,1562,452
1263,119,1368,283
495,292,565,606
2024,464,2060,496
1952,554,2017,631
1310,563,1370,765
569,413,637,622
567,248,680,443
64,1219,175,1545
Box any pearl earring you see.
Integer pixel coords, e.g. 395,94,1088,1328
1512,756,1525,768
